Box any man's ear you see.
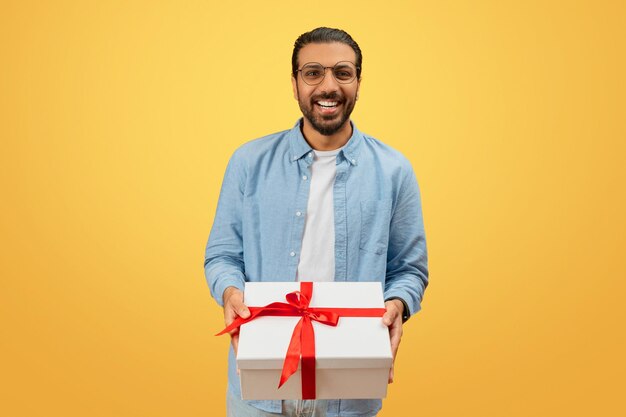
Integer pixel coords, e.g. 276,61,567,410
291,76,298,100
356,78,362,101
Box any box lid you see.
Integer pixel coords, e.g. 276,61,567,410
237,282,393,370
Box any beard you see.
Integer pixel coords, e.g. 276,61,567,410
297,90,356,136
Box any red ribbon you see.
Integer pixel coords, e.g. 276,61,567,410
216,282,386,399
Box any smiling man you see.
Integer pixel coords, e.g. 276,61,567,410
205,27,429,417
292,41,360,144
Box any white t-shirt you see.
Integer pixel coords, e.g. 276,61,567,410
296,148,341,282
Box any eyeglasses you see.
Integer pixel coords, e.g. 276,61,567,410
296,61,360,86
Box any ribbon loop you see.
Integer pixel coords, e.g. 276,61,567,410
286,290,311,310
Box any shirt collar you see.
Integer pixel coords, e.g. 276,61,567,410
288,118,362,166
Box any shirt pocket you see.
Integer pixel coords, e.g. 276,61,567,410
359,200,392,255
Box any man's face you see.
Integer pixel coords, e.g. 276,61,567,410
292,42,361,136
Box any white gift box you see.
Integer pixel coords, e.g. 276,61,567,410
237,282,393,400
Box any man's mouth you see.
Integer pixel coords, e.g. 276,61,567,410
316,100,339,108
315,100,341,114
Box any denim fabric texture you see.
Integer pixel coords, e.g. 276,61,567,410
228,388,328,417
205,119,428,417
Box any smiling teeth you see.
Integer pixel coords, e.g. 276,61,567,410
317,101,338,107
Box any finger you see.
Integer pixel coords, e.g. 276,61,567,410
224,308,237,326
382,301,401,326
388,364,394,384
230,298,251,319
231,333,239,355
236,303,251,319
390,337,401,361
389,323,402,345
389,326,402,358
382,309,399,327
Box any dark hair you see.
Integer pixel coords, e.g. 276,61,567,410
292,27,362,80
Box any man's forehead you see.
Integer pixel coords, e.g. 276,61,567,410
297,42,356,65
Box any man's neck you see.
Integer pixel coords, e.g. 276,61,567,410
301,119,353,151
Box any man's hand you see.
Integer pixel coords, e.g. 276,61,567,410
222,286,250,355
383,299,404,383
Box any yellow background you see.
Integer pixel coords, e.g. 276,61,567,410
1,1,624,416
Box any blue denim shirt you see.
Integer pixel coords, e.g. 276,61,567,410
205,119,428,417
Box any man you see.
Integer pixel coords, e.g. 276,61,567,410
205,27,428,417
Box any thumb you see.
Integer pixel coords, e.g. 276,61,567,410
235,303,250,319
382,310,396,327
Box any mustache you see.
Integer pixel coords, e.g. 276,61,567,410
311,92,344,102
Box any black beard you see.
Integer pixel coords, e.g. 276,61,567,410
297,91,356,136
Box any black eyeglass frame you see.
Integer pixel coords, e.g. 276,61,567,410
295,61,361,86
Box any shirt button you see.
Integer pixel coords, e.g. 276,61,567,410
296,211,302,217
351,159,356,164
302,175,308,180
308,152,313,158
289,251,296,257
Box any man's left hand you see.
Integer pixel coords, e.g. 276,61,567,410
382,299,404,383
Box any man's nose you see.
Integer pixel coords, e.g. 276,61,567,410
318,68,339,92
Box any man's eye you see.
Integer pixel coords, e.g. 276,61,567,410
305,71,321,77
334,70,354,80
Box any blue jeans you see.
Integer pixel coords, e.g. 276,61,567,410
227,390,328,417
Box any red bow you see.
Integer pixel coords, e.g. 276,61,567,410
217,282,386,399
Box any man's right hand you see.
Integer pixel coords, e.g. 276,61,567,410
222,286,250,355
